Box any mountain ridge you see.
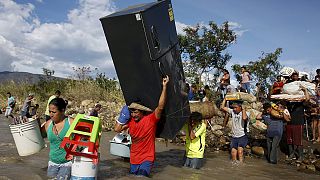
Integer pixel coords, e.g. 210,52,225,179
0,71,64,84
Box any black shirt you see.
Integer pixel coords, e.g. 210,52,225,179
287,102,305,125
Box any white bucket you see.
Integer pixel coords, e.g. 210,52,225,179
71,156,98,180
9,119,45,156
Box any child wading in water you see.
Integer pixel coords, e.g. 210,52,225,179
182,112,206,169
221,98,249,164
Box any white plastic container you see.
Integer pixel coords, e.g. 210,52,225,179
9,119,45,156
71,156,98,180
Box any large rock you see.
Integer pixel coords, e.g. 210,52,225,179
189,101,217,119
314,160,320,171
251,146,264,156
211,125,223,132
248,109,261,123
81,99,94,107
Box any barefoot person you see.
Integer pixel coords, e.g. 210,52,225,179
114,75,169,177
41,98,73,179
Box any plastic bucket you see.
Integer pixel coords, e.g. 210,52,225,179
9,119,45,156
71,156,98,180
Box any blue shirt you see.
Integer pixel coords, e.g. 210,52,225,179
262,115,283,137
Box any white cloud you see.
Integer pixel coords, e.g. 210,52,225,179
0,0,117,78
175,21,189,35
228,21,248,37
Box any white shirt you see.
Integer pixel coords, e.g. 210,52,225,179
228,108,250,138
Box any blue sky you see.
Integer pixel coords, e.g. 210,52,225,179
0,0,319,79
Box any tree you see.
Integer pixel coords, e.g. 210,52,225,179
231,48,283,92
72,66,96,81
178,21,236,85
42,68,55,76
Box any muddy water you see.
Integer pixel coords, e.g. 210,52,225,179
0,115,319,180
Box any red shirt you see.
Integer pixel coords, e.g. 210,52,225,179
272,81,284,94
128,112,160,164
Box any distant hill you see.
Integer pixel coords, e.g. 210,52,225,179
0,71,64,84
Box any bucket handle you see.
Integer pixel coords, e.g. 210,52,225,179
17,127,43,145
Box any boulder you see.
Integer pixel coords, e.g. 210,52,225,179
314,160,320,171
251,146,264,156
211,125,223,132
189,101,217,119
81,100,94,107
213,130,224,137
252,120,267,131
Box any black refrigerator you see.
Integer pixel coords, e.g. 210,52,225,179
100,0,190,139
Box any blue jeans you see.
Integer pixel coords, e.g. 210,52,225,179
183,156,203,169
267,136,281,164
47,161,71,180
241,82,251,94
130,161,153,177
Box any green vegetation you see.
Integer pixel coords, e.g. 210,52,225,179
178,21,237,85
231,48,283,91
0,67,124,116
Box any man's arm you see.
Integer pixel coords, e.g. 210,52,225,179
220,98,229,113
114,123,129,133
154,75,169,119
242,107,248,121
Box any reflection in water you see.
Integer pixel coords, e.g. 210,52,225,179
0,117,319,180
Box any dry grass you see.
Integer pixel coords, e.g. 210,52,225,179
0,78,124,116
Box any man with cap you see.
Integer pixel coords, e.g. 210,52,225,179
220,98,250,163
114,75,169,177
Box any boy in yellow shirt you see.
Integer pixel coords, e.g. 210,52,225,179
182,112,206,169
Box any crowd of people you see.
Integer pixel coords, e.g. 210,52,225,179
1,67,319,179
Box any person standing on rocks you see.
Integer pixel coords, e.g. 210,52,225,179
114,75,169,177
240,66,251,94
45,90,61,121
220,98,249,163
41,98,73,179
5,92,15,118
182,111,206,169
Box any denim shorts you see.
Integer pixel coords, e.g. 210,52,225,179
230,135,248,149
47,161,72,180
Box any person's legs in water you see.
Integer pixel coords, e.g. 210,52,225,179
130,161,153,177
190,158,203,169
231,148,237,161
238,135,248,163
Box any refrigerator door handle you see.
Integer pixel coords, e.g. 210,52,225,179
151,25,160,51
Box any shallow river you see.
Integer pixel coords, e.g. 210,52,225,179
0,115,319,180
